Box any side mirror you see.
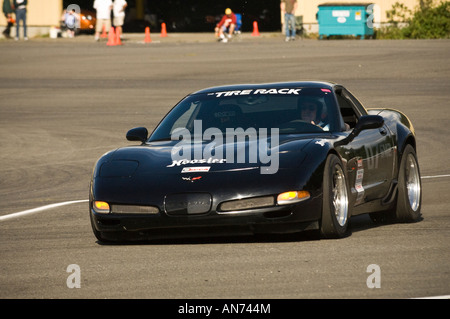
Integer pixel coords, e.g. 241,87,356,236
353,115,384,135
336,115,384,146
126,127,148,143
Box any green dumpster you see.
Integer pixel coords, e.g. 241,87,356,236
317,3,375,39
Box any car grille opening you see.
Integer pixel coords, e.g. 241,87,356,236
165,193,212,215
218,196,275,212
97,218,120,226
263,210,292,219
111,204,159,215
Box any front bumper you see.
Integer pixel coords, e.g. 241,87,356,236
90,195,322,241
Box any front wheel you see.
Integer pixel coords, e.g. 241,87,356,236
320,154,350,238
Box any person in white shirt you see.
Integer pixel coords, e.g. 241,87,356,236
94,0,113,41
113,0,127,39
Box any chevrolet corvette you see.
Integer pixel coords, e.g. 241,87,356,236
89,81,422,242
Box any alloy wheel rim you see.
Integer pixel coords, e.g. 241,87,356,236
406,154,421,211
332,164,349,227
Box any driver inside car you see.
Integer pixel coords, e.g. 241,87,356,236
298,97,329,131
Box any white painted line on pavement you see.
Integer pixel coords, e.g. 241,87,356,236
0,200,88,222
412,294,450,299
422,174,450,179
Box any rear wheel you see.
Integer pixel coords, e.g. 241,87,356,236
395,144,422,222
320,154,350,238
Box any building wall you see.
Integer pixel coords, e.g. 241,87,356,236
0,0,63,37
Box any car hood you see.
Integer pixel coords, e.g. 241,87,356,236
102,135,321,174
93,135,330,204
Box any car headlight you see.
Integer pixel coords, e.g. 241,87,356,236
93,201,110,214
277,191,310,205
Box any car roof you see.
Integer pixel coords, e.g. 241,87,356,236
190,81,337,95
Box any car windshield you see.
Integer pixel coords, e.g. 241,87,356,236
149,87,339,142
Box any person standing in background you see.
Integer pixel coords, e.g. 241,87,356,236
214,8,237,43
2,0,14,39
94,0,113,41
280,0,298,42
13,0,27,40
113,0,127,40
62,8,78,38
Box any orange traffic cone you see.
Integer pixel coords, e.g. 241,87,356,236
144,26,152,43
106,27,116,46
252,21,260,36
115,29,123,45
160,22,167,37
100,24,108,38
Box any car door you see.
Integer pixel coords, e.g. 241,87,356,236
335,87,395,204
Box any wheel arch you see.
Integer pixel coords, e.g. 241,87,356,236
397,131,417,168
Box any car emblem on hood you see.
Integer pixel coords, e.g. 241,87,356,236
182,176,203,182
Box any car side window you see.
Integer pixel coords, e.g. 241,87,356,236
335,88,363,130
345,90,367,116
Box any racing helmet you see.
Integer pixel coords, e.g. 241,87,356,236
297,97,323,123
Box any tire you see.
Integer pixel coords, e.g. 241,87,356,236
320,154,350,238
395,144,422,222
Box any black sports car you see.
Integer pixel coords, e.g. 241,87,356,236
89,81,422,242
